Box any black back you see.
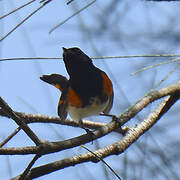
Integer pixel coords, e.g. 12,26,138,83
63,47,105,106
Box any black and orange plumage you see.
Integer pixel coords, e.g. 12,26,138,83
40,47,114,131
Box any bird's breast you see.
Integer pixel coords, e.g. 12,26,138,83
67,96,108,122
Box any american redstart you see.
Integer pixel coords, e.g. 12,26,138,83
40,47,114,132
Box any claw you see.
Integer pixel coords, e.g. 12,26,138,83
100,113,120,123
79,120,95,142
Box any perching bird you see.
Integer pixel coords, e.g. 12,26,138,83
40,47,113,132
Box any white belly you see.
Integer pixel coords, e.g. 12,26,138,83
68,100,108,122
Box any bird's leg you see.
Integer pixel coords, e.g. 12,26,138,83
99,113,128,135
100,113,120,122
79,119,95,136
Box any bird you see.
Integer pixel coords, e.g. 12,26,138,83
40,47,114,133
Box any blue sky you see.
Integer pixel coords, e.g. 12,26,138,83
1,0,180,179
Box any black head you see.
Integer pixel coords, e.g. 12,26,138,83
62,47,95,77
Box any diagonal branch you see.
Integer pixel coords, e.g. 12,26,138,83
1,80,180,130
49,0,96,34
0,0,36,20
0,80,180,155
118,80,180,126
19,154,41,180
11,93,180,179
0,97,41,146
0,119,119,155
81,145,122,180
0,0,52,42
0,127,20,147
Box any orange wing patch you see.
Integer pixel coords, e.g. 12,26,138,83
102,72,113,95
67,87,82,107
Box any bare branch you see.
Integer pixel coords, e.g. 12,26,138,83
0,127,20,147
12,93,180,179
0,80,180,156
0,0,52,42
0,57,61,62
67,0,75,5
132,57,180,75
0,146,38,155
0,119,119,155
0,97,41,146
0,0,36,20
1,80,180,128
19,154,41,180
2,54,180,62
153,63,180,89
0,110,107,129
119,80,180,126
81,145,122,180
49,0,96,34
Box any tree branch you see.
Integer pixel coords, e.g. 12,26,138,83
0,97,41,146
0,127,20,147
11,93,180,179
1,80,180,129
119,80,180,126
0,80,180,156
19,154,41,180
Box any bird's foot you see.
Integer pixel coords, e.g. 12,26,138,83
79,121,95,142
100,113,120,123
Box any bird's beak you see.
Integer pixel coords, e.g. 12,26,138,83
62,47,67,52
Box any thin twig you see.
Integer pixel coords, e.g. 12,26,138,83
19,154,41,180
49,0,96,34
0,97,41,146
2,54,180,62
0,57,60,62
0,0,36,20
67,0,75,5
153,63,180,89
0,0,52,42
131,57,180,75
0,127,20,147
81,145,122,180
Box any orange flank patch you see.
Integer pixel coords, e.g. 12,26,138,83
102,72,113,95
52,83,63,91
67,88,82,107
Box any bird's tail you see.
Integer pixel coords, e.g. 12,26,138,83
40,74,69,92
